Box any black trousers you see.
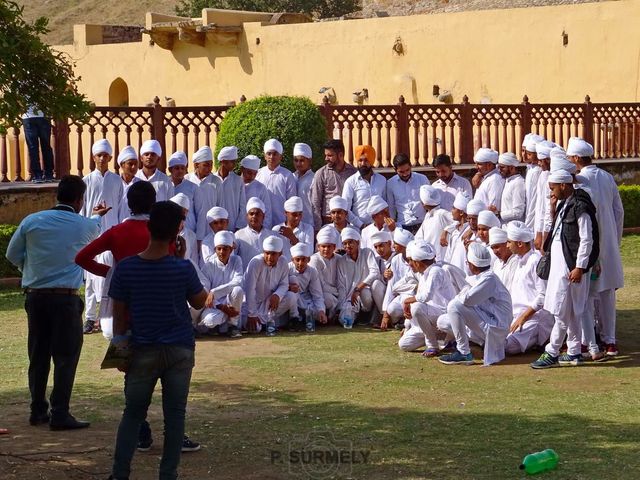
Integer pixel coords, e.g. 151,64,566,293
25,292,84,421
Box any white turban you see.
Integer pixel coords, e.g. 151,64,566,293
206,206,228,222
366,195,389,216
453,192,470,212
117,146,137,165
341,227,361,242
474,148,499,164
193,146,213,164
293,142,312,158
489,227,508,246
498,152,520,167
290,242,311,258
217,146,238,161
406,240,436,261
329,196,348,212
92,139,112,156
370,230,392,246
550,147,576,173
548,169,573,184
393,228,414,247
467,242,492,267
419,185,442,206
566,137,594,157
168,151,188,168
524,134,545,152
263,235,283,253
521,133,532,148
241,155,261,171
317,227,338,245
506,220,534,242
246,197,266,213
535,140,555,160
264,139,283,155
170,193,190,211
214,230,234,247
140,139,162,157
466,199,486,217
477,210,501,228
284,196,303,213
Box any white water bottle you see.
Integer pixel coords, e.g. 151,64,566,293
266,310,276,336
305,310,315,333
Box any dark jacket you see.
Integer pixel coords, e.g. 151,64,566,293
543,188,599,271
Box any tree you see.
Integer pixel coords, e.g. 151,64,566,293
0,1,91,132
175,0,360,19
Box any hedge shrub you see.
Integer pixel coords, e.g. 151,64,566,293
0,225,20,278
619,185,640,229
215,95,328,172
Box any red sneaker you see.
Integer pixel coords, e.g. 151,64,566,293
605,344,619,357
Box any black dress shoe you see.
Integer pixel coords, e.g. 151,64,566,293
49,415,90,431
29,412,50,426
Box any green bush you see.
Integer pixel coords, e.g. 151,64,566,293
619,185,640,229
0,225,20,278
215,95,328,172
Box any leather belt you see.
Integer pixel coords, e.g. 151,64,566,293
25,288,79,295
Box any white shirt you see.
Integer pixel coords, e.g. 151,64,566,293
243,180,273,229
492,253,519,290
179,227,200,271
234,226,272,271
443,222,470,272
456,270,512,329
271,222,315,260
474,168,505,210
360,223,392,252
386,172,430,227
309,252,340,299
81,169,120,232
100,173,126,230
255,165,297,226
174,178,198,232
511,249,546,314
534,170,551,235
342,171,387,225
245,255,290,318
194,174,222,241
415,264,456,311
200,254,244,300
415,207,453,262
199,232,216,268
432,173,472,213
337,248,381,304
294,169,315,227
135,169,174,202
382,254,415,311
288,263,325,311
524,165,541,229
500,173,526,224
214,171,246,231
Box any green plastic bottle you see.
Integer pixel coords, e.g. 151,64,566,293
519,449,559,475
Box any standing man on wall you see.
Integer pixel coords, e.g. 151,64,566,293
22,106,55,183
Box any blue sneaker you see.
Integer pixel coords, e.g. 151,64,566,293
530,352,559,369
438,350,474,365
558,353,584,366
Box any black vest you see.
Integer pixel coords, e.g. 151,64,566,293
543,188,599,271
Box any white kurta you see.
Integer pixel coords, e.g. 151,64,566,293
234,226,272,271
432,173,473,213
500,174,526,223
135,169,174,202
100,174,127,230
382,254,414,311
386,172,430,228
443,222,470,272
243,180,273,229
199,231,216,268
294,169,315,227
534,170,552,235
179,227,200,271
194,175,222,241
455,270,512,329
493,253,519,290
174,178,198,232
336,248,381,304
289,263,325,312
415,207,453,262
524,165,541,229
245,255,295,322
342,171,387,225
201,254,244,301
360,223,393,252
117,177,142,223
309,252,340,312
214,171,246,231
474,169,505,210
255,165,297,227
271,222,315,260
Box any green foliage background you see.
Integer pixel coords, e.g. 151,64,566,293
619,185,640,229
214,95,328,172
0,224,20,278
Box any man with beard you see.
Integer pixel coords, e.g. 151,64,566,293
386,153,430,235
496,153,525,224
342,145,387,226
431,154,472,213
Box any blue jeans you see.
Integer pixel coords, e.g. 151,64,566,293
23,117,54,179
112,344,194,480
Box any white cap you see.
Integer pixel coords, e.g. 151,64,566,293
548,170,574,184
193,146,213,164
467,242,492,267
341,227,361,242
524,134,545,152
117,146,137,165
498,152,520,166
506,220,534,242
477,210,501,228
290,242,311,258
329,196,348,212
263,235,283,253
466,199,486,216
217,146,238,161
366,195,389,216
264,139,283,155
535,140,556,160
206,206,229,222
140,139,162,157
170,193,190,211
453,191,470,212
168,151,188,168
406,240,436,261
370,230,392,246
293,143,312,158
317,226,338,245
489,227,508,246
566,137,594,157
419,185,442,206
246,197,266,213
92,139,112,156
240,155,261,171
474,148,499,164
284,196,303,213
393,228,414,247
214,230,234,247
550,147,577,173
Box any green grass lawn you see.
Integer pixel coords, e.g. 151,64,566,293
1,237,639,479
